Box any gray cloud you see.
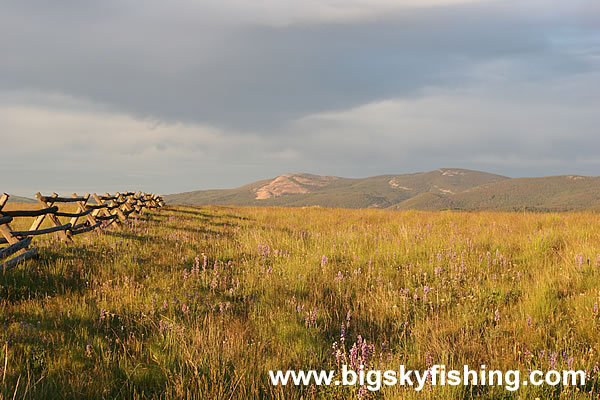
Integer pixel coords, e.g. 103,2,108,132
288,66,600,177
2,0,596,129
1,0,599,195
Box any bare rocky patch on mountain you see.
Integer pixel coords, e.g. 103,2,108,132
255,173,340,199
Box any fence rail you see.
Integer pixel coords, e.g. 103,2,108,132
0,191,164,272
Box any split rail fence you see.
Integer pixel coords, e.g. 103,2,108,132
0,191,164,272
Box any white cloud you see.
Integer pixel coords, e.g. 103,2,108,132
291,67,600,172
0,91,272,195
0,91,257,159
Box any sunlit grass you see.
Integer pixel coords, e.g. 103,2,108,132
1,205,599,399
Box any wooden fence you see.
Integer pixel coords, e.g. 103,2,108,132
0,191,164,272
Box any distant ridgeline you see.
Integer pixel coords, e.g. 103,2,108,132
165,169,600,212
0,191,164,272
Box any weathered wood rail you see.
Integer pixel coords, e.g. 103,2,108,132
0,191,164,272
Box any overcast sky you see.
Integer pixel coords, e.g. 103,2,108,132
1,0,599,196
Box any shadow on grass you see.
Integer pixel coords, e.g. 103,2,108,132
104,230,150,242
0,267,86,303
215,213,250,221
169,206,251,222
0,306,172,399
166,207,214,218
0,205,265,398
0,244,109,302
172,226,226,236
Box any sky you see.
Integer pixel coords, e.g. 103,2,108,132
1,0,599,196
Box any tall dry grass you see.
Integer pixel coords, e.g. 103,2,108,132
1,205,599,399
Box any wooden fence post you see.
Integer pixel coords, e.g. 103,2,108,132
0,189,162,272
92,193,123,226
35,193,72,242
0,194,20,246
0,194,39,272
111,193,128,222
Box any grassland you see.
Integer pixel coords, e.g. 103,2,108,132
1,205,600,399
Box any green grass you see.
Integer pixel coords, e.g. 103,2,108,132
1,206,600,399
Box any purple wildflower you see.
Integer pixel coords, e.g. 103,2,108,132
304,307,318,328
349,342,359,370
425,351,433,368
576,254,584,269
423,286,430,303
357,385,368,399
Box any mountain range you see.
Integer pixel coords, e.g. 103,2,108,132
165,169,600,212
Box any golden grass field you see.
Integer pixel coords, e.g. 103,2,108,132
1,204,600,399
